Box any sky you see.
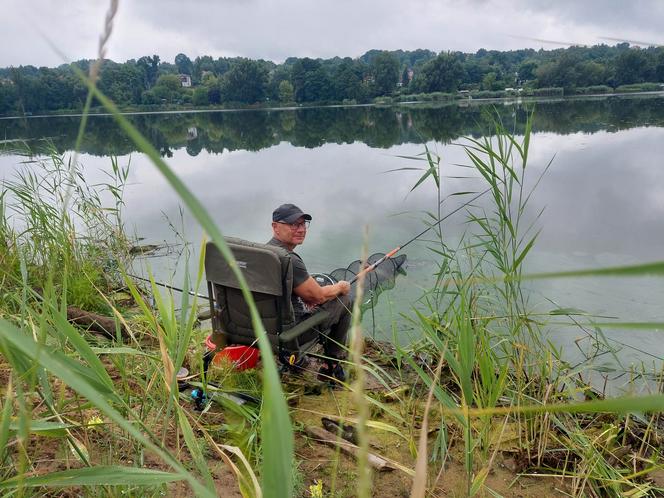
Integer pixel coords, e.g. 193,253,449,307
3,0,664,68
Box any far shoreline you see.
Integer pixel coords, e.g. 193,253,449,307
1,89,663,121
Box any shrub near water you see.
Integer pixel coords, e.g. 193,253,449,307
0,146,130,314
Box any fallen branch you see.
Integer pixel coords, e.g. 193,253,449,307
303,425,395,472
67,306,127,339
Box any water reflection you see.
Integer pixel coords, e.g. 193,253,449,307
3,95,664,157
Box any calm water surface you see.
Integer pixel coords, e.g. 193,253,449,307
2,96,663,392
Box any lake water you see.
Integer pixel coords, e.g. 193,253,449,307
2,95,664,392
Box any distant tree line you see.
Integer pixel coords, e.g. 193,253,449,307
1,43,664,115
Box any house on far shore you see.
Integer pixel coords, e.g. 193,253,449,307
178,74,192,87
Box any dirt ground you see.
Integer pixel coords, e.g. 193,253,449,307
4,336,663,497
286,360,569,498
2,348,569,498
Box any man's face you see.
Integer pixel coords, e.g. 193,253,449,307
272,216,308,247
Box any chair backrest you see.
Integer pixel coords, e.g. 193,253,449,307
205,238,295,350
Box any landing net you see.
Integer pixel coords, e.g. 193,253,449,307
313,253,407,310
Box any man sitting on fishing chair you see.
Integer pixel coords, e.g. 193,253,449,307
268,203,351,383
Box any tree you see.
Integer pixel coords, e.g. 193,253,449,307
213,57,232,76
154,74,181,91
175,53,193,75
655,50,664,82
462,59,488,86
401,67,410,86
406,49,436,67
143,74,183,104
333,58,367,101
278,80,294,102
267,65,292,100
193,55,215,83
482,72,498,90
411,53,465,93
98,61,144,105
536,52,583,89
35,68,77,110
575,61,607,87
290,58,333,102
517,60,538,82
205,76,222,104
612,49,652,86
192,87,209,106
370,51,399,96
220,59,268,103
10,66,47,113
0,82,17,114
137,55,160,88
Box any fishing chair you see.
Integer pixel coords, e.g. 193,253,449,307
203,237,331,373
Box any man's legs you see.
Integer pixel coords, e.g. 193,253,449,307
319,294,352,360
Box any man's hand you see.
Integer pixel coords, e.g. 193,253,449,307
336,281,351,296
294,277,351,305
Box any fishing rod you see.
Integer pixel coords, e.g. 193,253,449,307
130,187,490,296
128,273,209,299
350,187,492,284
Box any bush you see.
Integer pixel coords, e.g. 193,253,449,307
471,90,505,99
615,83,663,93
395,92,459,102
429,92,456,101
531,87,564,97
572,85,613,95
373,96,393,105
192,87,209,106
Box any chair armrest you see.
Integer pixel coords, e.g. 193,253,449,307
279,310,330,344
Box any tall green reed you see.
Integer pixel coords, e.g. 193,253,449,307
1,144,130,314
395,115,533,494
398,110,664,497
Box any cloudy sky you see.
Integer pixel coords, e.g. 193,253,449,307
3,0,663,67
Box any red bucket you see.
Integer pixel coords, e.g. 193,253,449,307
205,335,260,371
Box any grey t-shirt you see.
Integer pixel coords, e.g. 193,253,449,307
267,237,310,316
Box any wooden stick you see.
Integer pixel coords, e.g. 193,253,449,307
303,426,394,472
67,306,127,339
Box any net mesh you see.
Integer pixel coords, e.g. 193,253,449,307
313,253,407,309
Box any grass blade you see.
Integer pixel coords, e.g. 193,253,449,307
0,466,182,489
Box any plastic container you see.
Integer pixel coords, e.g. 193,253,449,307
205,335,260,371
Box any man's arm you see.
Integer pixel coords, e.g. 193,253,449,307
294,277,350,306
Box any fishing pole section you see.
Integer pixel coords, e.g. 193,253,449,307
349,187,491,285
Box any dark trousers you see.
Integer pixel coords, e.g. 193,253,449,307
298,294,352,360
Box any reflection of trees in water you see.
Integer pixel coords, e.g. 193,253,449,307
532,97,664,134
2,97,664,156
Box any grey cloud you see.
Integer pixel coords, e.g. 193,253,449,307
3,0,664,67
513,0,664,44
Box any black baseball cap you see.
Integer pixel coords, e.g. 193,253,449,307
272,203,312,224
